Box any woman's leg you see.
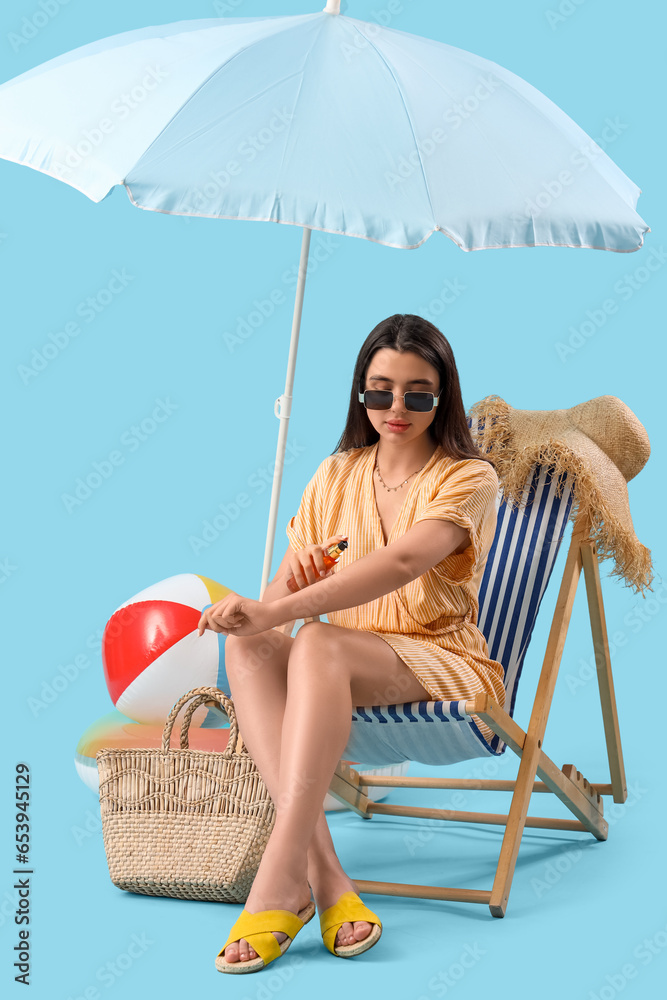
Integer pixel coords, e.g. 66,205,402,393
221,627,379,962
228,621,432,959
224,628,341,875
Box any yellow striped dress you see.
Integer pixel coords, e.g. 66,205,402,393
286,440,506,744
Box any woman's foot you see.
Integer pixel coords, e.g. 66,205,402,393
221,879,313,965
309,869,374,950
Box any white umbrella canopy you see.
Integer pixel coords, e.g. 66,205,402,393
0,0,650,592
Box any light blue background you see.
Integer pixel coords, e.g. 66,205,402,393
1,1,665,998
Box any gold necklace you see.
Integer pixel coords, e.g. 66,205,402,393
374,456,429,492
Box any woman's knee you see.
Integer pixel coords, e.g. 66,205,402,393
224,630,291,679
291,621,341,653
288,622,349,674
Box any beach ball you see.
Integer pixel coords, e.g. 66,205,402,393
102,573,233,726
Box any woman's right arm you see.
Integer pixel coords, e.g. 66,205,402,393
260,537,345,634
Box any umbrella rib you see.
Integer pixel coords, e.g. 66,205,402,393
370,36,534,228
273,16,329,212
345,26,645,248
347,21,437,230
404,41,641,212
390,45,528,207
123,14,319,183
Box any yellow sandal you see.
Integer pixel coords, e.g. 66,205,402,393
215,900,316,974
319,891,383,958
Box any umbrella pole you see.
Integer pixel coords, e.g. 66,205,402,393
258,226,312,599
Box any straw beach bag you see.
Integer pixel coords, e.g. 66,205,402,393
96,686,275,902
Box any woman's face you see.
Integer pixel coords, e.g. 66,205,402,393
362,348,441,446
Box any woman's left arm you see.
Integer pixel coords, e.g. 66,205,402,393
271,518,469,623
198,519,468,635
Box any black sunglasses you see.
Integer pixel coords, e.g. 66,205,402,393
358,389,439,413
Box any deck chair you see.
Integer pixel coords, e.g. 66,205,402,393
287,422,628,918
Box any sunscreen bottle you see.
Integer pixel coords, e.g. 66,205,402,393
286,539,348,593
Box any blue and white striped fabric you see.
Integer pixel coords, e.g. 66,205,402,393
341,451,574,767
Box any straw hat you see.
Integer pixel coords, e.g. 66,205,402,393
467,394,654,595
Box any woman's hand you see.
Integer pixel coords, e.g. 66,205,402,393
197,592,279,637
286,535,348,590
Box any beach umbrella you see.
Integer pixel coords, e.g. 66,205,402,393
0,0,650,592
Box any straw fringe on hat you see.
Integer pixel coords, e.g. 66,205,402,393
467,394,654,596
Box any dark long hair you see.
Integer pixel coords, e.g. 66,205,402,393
331,313,494,467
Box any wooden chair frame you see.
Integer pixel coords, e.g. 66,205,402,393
325,511,627,917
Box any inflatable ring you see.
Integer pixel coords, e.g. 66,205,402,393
75,708,409,810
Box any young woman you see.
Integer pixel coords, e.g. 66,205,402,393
199,313,505,974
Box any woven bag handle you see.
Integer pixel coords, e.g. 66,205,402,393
161,686,244,755
180,693,247,756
